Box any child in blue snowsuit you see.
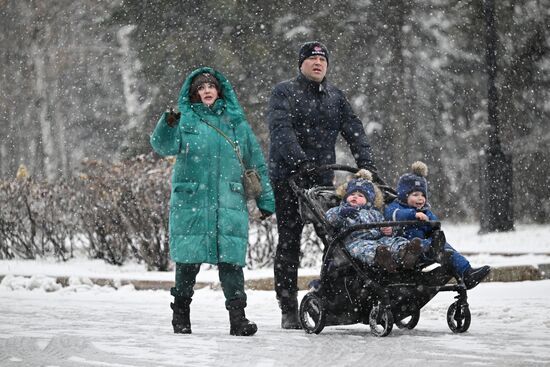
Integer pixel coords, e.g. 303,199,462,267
325,172,422,272
384,161,491,289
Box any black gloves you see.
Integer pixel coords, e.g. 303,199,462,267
297,160,316,174
340,206,360,219
166,108,181,127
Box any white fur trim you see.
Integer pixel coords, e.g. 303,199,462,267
355,169,373,181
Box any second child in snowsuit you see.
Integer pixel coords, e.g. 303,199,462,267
384,161,491,290
325,171,423,272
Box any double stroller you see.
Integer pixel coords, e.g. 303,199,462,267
290,164,473,337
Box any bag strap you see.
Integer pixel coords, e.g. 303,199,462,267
197,116,246,171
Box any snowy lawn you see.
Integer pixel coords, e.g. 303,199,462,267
1,224,550,284
1,223,550,366
1,279,550,366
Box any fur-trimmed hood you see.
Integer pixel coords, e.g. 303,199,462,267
177,67,246,126
335,169,385,210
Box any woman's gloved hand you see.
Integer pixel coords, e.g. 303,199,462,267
259,209,273,220
166,108,181,127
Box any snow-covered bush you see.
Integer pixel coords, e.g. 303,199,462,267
0,153,323,269
0,179,76,260
73,154,172,270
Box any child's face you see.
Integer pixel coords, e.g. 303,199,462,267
407,191,426,209
346,191,367,207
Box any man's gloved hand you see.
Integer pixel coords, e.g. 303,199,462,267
290,161,316,188
166,108,181,127
259,209,273,221
297,160,316,174
340,206,359,219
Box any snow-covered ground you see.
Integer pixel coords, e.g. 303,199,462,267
1,223,550,366
1,280,550,366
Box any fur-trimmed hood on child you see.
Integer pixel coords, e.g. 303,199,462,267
335,169,384,209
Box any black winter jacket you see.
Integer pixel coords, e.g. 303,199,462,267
267,73,375,184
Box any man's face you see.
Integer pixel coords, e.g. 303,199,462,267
300,55,328,82
407,191,426,209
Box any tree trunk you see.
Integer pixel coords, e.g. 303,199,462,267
479,0,514,233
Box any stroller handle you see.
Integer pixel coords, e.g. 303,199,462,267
288,164,391,193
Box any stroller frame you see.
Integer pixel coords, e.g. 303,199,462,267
289,164,472,337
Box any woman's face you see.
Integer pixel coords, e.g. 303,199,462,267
197,83,219,106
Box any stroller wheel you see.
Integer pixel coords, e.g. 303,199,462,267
446,301,471,333
369,305,394,337
395,310,420,330
299,293,326,334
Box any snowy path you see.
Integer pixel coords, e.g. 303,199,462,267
1,281,550,367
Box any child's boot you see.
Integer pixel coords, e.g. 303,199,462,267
398,238,422,270
227,299,257,336
374,246,398,272
430,230,447,262
170,297,192,334
462,265,491,290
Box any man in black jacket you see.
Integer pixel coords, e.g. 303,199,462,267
267,41,377,329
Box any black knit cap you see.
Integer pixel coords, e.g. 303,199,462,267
189,73,221,102
298,41,329,68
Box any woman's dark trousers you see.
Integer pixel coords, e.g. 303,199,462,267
171,262,256,335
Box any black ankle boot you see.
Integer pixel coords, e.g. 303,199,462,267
171,298,191,334
281,311,302,329
279,295,302,329
462,265,491,290
228,308,257,336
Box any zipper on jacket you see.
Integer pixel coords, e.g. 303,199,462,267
215,120,221,261
183,142,190,176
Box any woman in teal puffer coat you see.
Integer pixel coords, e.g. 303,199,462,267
150,67,275,336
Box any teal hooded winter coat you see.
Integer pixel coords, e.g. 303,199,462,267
150,67,275,267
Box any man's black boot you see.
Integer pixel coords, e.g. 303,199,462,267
171,298,191,334
279,295,302,329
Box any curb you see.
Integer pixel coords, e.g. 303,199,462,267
486,264,547,283
243,264,549,291
1,263,548,291
460,252,550,257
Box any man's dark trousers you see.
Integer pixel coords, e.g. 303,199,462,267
273,179,326,309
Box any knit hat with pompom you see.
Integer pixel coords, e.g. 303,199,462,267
396,161,429,202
